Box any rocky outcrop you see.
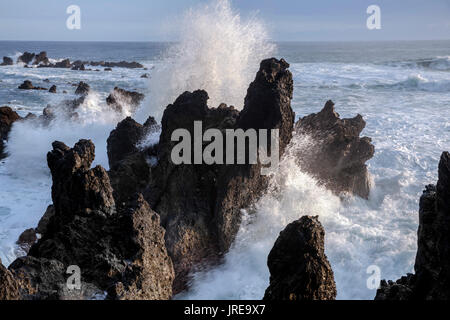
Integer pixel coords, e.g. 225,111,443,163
48,85,57,93
106,87,145,113
263,216,336,300
75,81,90,95
33,51,49,65
18,80,47,90
54,59,71,68
8,140,174,300
107,117,156,204
73,60,144,69
1,56,13,66
17,52,35,64
1,106,21,158
0,258,21,300
295,100,374,199
144,57,294,292
17,228,37,254
376,152,450,300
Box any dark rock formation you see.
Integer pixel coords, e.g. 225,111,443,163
103,61,143,69
376,152,450,300
295,100,374,199
215,58,294,251
0,258,21,300
263,216,336,300
75,81,90,95
107,116,157,204
73,60,143,69
106,87,145,113
9,139,174,300
71,64,85,71
18,80,34,90
17,228,37,253
17,52,35,64
18,80,47,90
104,68,112,72
33,51,49,65
0,106,21,158
54,59,71,68
0,256,36,300
49,85,57,93
1,56,13,66
145,57,294,292
36,205,55,235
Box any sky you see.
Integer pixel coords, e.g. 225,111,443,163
0,0,449,41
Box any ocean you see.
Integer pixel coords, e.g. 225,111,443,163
0,36,449,299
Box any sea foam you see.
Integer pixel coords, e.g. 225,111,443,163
135,0,275,123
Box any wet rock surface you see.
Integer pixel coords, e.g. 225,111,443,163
0,106,21,158
74,81,90,95
33,52,50,65
18,80,47,90
376,152,450,300
0,258,21,300
106,87,145,113
49,85,57,93
7,140,174,300
107,116,156,204
1,56,13,66
142,57,295,292
17,52,35,64
263,216,336,300
295,100,375,199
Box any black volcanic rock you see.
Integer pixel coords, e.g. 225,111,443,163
17,228,37,254
9,140,174,300
264,216,336,300
103,61,143,69
0,56,13,66
18,80,47,90
36,205,55,235
49,85,57,93
295,100,374,199
106,87,145,113
0,106,21,158
0,258,21,300
18,80,34,90
144,57,295,292
33,51,49,65
214,58,295,251
17,52,35,64
75,81,90,95
54,59,71,68
107,117,146,167
376,152,450,300
107,117,154,204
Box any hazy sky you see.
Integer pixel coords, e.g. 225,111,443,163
0,0,449,41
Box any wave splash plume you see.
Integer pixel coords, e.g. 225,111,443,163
136,0,275,122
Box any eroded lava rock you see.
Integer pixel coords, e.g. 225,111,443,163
263,216,336,300
375,152,450,300
295,100,374,199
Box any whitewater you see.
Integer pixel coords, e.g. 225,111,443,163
1,0,449,300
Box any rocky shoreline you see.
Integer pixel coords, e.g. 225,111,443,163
0,57,448,300
1,51,145,71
